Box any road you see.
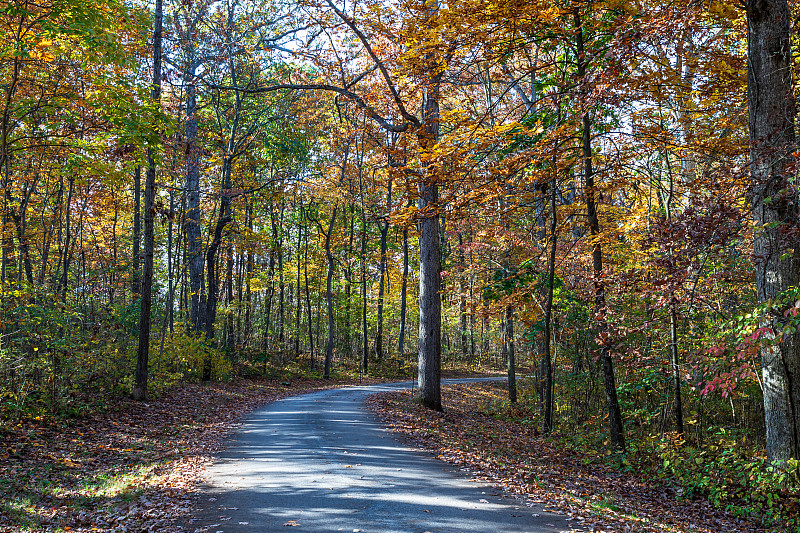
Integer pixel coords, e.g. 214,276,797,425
188,379,572,533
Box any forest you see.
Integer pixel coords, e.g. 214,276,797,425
2,0,800,530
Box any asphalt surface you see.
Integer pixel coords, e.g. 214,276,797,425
188,379,572,533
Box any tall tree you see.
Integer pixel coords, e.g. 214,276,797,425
574,7,625,451
746,0,800,462
133,0,163,401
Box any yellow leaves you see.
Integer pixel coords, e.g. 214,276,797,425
604,0,641,15
29,38,56,61
704,2,741,22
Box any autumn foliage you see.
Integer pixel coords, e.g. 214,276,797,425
1,0,799,530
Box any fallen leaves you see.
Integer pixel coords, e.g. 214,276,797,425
367,381,772,533
0,377,370,532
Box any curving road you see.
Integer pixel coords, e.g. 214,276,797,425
189,379,571,533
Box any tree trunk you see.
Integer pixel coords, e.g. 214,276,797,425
505,306,516,403
132,165,141,297
133,0,162,401
167,190,176,333
398,224,409,369
747,0,800,462
304,205,314,368
278,203,286,350
324,207,338,378
204,177,232,344
543,175,558,432
263,205,278,355
361,202,368,374
669,302,684,435
376,181,391,361
576,9,625,451
39,180,63,286
345,202,355,358
458,233,469,362
0,56,20,288
295,201,303,356
245,203,253,342
185,67,204,334
415,83,443,409
60,177,75,303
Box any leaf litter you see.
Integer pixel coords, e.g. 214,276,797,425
0,377,370,532
366,381,772,533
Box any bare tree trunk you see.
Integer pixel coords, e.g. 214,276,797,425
158,190,176,363
324,207,338,378
669,302,684,435
360,200,368,374
345,202,355,358
543,175,558,432
458,233,468,361
185,65,204,334
9,199,33,286
398,224,409,369
376,180,391,360
204,177,233,345
39,181,62,285
0,56,20,288
132,166,141,297
414,32,444,409
60,177,75,303
747,0,800,462
342,202,356,357
244,203,253,342
133,0,163,401
263,205,278,356
295,199,303,356
278,204,286,351
505,306,516,403
304,205,314,368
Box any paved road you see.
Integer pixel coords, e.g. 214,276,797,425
188,379,572,533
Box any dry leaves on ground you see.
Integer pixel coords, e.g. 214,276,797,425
0,377,370,533
366,381,772,533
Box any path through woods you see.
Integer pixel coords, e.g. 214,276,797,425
189,379,568,533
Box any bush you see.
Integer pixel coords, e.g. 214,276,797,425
657,434,800,530
148,329,231,386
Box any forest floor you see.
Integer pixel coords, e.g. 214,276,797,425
1,375,772,533
0,373,407,533
367,381,772,533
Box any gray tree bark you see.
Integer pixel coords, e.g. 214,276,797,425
747,0,800,462
133,0,163,401
185,59,205,334
376,179,391,360
398,224,409,369
415,75,443,411
324,206,338,378
132,165,141,296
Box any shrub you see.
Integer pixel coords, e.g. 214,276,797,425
657,434,800,530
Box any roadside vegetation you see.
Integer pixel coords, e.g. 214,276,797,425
370,381,797,533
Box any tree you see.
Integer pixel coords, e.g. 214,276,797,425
572,4,625,452
746,0,800,462
133,0,164,402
